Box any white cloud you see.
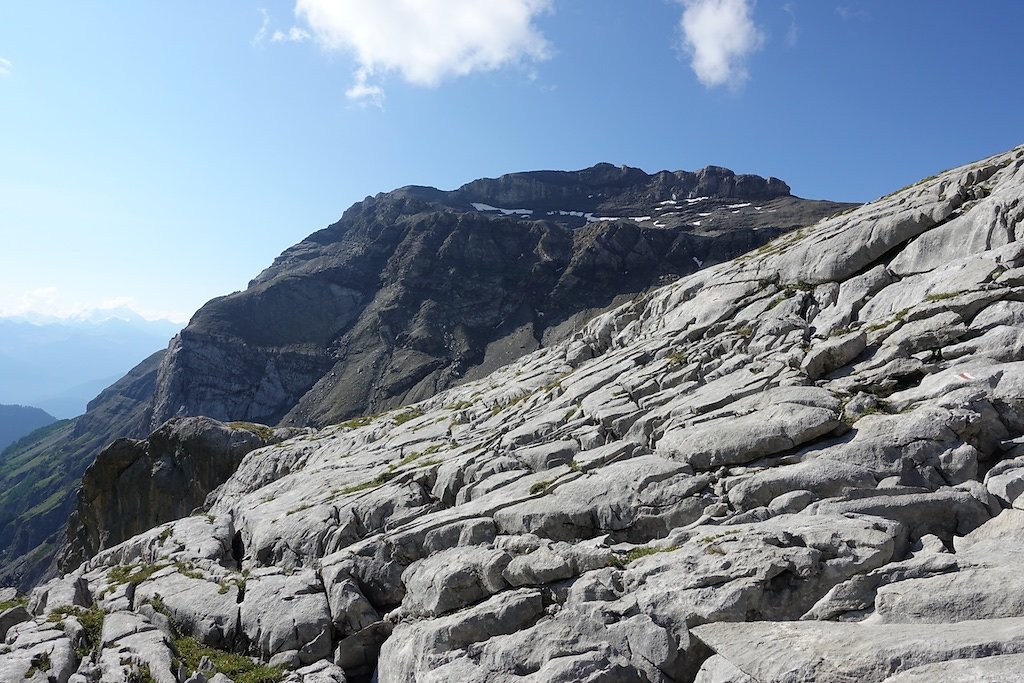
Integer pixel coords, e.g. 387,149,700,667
345,68,385,109
0,57,12,77
252,8,271,46
293,0,552,101
680,0,764,89
783,2,798,47
272,26,311,43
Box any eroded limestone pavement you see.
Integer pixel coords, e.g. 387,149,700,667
5,145,1024,682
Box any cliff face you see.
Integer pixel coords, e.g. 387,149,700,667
60,417,309,571
149,164,848,429
8,145,1024,682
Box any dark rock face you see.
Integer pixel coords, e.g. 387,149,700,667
61,417,303,569
149,164,850,428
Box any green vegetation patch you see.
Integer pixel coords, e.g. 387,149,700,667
227,422,275,441
925,291,960,302
107,563,168,588
25,651,51,677
338,414,377,430
47,605,105,659
0,596,27,611
341,469,399,495
398,443,443,467
625,545,677,563
529,479,555,495
393,408,424,426
173,634,283,683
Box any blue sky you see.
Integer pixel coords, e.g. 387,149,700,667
1,1,1021,324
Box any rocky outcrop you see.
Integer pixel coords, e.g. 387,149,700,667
60,417,309,571
149,164,848,429
9,145,1024,680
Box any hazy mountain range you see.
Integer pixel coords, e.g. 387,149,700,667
0,309,180,418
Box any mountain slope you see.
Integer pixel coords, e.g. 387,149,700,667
0,163,844,591
7,145,1024,682
149,163,849,429
0,405,56,451
0,351,164,589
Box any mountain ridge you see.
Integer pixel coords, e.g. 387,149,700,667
0,162,846,592
5,144,1023,682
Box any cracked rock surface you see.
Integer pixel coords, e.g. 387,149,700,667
8,145,1024,681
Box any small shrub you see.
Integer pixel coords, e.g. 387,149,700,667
25,651,51,677
529,480,554,495
624,545,677,563
47,606,104,659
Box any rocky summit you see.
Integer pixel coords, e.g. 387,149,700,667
0,162,846,592
5,145,1024,682
150,163,843,430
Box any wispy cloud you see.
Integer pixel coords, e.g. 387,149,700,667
836,4,869,21
783,3,799,47
680,0,764,89
252,8,271,47
0,57,12,77
293,0,552,103
272,26,310,43
345,68,385,109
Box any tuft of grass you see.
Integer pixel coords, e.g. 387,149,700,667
393,408,424,426
227,422,275,441
398,443,444,467
47,605,104,659
108,563,167,588
666,351,688,367
624,545,677,563
286,503,313,516
338,414,376,430
447,400,473,411
25,651,51,677
218,576,246,595
925,291,959,302
341,469,399,495
174,634,282,683
174,561,205,581
529,479,554,495
0,597,27,611
158,527,173,544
